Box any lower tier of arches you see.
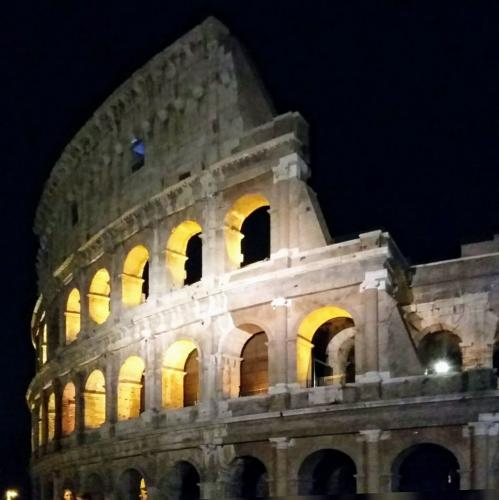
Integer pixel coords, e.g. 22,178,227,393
32,417,499,499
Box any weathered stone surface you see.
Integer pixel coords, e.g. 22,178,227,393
28,17,499,500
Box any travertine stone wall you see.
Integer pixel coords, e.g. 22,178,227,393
28,17,499,500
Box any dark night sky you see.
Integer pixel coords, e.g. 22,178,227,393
2,1,499,495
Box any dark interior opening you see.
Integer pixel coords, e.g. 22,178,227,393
396,444,460,492
241,206,270,267
185,233,202,285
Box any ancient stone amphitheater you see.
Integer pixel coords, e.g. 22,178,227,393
28,17,499,499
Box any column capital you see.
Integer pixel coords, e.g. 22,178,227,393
272,153,309,183
269,436,295,449
358,429,390,442
360,269,390,293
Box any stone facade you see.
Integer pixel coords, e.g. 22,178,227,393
28,17,499,499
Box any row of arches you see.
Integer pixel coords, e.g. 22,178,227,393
53,443,461,499
36,306,472,444
37,330,270,442
62,193,271,343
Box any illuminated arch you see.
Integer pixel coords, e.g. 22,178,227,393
166,220,203,287
297,306,354,386
162,340,199,409
61,382,76,436
65,288,81,343
118,356,145,420
240,327,269,397
88,268,111,324
122,245,149,307
84,370,106,429
224,193,270,268
47,392,56,442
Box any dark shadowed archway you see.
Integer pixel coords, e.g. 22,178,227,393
225,456,269,498
298,448,356,495
393,443,460,492
159,461,200,500
117,469,146,500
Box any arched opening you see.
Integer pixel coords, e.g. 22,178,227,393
225,456,269,498
418,331,462,374
297,306,355,387
118,356,145,420
117,469,147,500
47,392,55,442
61,382,76,436
162,340,199,409
88,268,111,324
240,206,270,267
83,473,105,500
225,193,270,269
159,461,200,500
166,220,203,287
65,288,81,343
122,245,149,306
239,327,269,397
393,443,460,492
298,449,357,495
84,370,106,428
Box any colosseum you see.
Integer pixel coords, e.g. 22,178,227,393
27,17,499,499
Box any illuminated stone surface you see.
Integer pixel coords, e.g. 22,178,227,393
27,17,499,499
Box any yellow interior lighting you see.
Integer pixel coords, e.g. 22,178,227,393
65,288,81,343
88,268,111,324
166,220,202,287
84,370,106,428
61,382,76,436
224,193,270,268
118,356,145,420
296,306,353,386
122,245,149,307
47,392,56,442
162,339,197,409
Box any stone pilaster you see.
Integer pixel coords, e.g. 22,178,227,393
358,429,389,493
358,270,390,379
269,437,295,497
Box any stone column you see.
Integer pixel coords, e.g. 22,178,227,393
199,444,225,499
104,354,118,434
358,429,389,494
144,337,161,414
216,353,242,399
466,416,499,490
269,298,290,391
271,153,309,256
74,372,85,444
53,381,62,451
359,270,390,379
269,437,295,497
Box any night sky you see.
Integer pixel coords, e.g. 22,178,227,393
2,1,499,495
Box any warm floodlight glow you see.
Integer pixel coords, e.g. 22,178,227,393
162,340,198,409
118,356,145,420
224,193,269,268
296,306,353,386
84,370,106,428
166,220,202,287
122,245,149,306
5,490,19,500
88,268,111,324
434,359,451,374
65,288,81,343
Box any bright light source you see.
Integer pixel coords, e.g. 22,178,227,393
434,359,451,374
6,489,19,500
